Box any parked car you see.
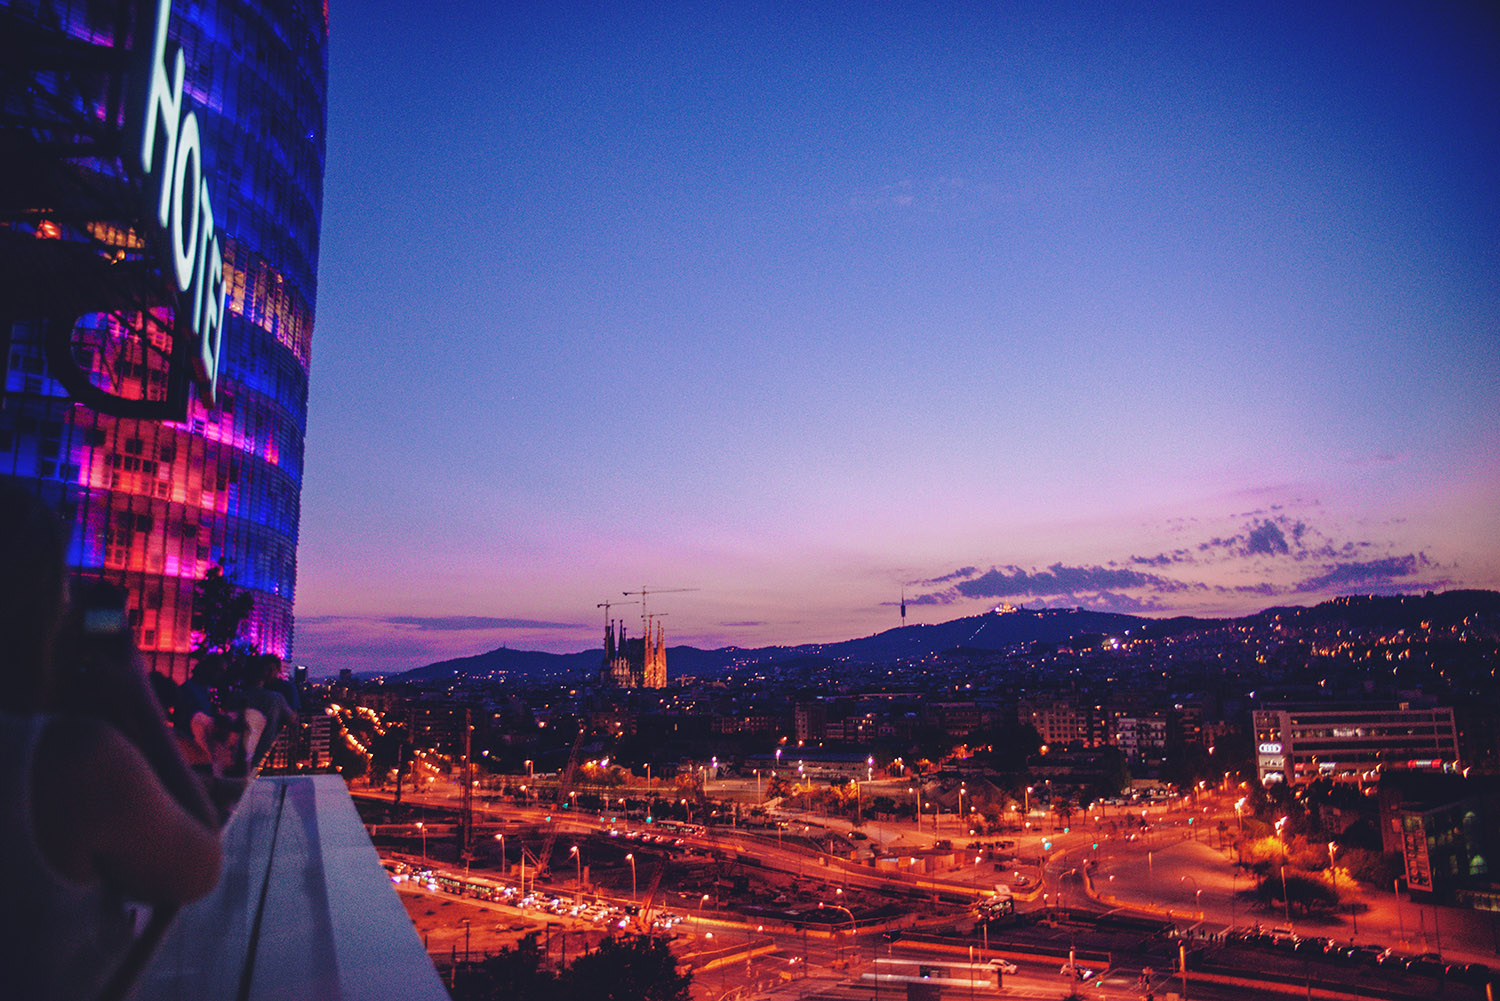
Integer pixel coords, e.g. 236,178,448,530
1343,945,1385,966
988,959,1019,975
1295,936,1334,957
1405,953,1446,977
1446,962,1492,985
1270,932,1300,953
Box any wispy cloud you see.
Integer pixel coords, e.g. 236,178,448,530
919,567,978,585
909,510,1447,615
845,177,997,214
904,591,958,606
952,563,1192,600
1291,554,1434,593
292,613,592,677
1129,549,1193,567
383,615,584,632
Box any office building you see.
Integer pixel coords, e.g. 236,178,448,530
1253,703,1460,787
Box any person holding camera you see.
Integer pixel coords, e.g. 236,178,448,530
0,484,222,1001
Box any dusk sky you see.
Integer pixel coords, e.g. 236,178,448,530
293,0,1499,676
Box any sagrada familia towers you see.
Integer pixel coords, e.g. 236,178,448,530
601,617,666,689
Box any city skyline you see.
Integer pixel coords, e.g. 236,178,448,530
294,0,1499,675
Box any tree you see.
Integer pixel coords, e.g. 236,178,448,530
191,564,255,656
454,933,694,1001
1259,870,1340,914
451,933,553,1001
561,934,691,1001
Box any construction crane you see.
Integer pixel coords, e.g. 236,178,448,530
634,856,670,933
621,586,697,638
529,722,588,888
596,599,638,630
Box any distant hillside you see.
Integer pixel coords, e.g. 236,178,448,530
380,590,1499,684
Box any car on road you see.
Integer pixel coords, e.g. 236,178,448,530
1060,963,1096,982
987,960,1018,975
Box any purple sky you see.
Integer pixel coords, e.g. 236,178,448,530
293,1,1500,676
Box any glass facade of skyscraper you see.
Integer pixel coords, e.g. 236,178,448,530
1,0,327,679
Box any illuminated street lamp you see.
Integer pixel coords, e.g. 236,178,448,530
570,845,582,891
417,821,427,866
820,900,856,963
1180,875,1201,915
626,853,637,900
495,832,505,874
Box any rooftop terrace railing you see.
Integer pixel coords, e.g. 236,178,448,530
125,773,449,1001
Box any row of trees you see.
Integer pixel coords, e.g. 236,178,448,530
449,933,690,1001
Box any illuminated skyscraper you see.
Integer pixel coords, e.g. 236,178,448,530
1,0,327,679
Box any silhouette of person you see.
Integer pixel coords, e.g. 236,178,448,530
0,484,222,1001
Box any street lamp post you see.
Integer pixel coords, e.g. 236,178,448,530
1180,876,1201,919
570,845,582,893
820,901,856,964
1280,864,1293,931
1325,842,1357,937
1231,871,1240,932
496,832,505,876
417,821,427,867
626,853,637,901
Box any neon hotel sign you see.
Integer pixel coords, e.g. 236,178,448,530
135,0,225,405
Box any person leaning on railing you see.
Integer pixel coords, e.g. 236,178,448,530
0,483,223,1001
237,653,296,768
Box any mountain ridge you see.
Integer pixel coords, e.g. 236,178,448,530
375,589,1500,683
